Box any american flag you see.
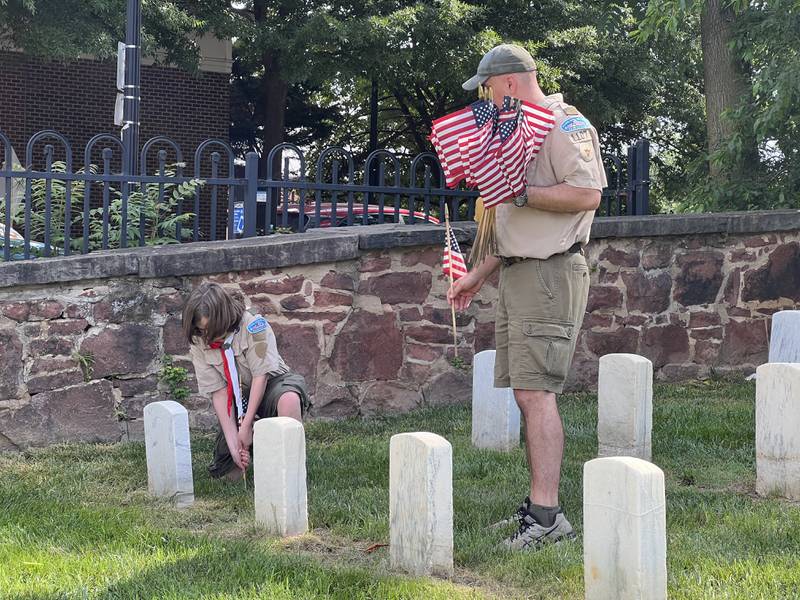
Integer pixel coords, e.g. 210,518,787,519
494,101,556,203
442,225,468,280
430,100,498,188
470,110,517,208
430,97,557,209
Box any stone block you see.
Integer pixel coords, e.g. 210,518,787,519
586,285,623,312
389,432,453,576
240,275,305,296
583,456,666,600
280,294,311,310
599,246,640,267
640,324,689,368
80,324,159,378
360,382,421,417
674,251,724,306
585,328,639,357
756,363,800,499
742,242,800,302
330,311,402,381
143,401,194,507
769,310,800,363
27,370,85,395
621,272,672,314
253,417,308,536
598,354,653,460
423,371,471,407
0,328,23,399
720,319,768,365
471,350,519,451
0,380,120,448
269,323,321,389
359,272,432,305
320,271,355,291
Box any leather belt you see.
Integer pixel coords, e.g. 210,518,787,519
500,242,583,267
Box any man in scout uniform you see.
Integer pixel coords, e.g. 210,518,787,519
183,282,310,481
449,44,606,550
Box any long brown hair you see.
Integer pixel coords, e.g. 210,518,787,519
182,282,244,346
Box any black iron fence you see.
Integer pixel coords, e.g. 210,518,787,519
0,129,650,261
599,138,650,217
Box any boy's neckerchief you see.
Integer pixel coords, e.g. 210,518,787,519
209,330,246,424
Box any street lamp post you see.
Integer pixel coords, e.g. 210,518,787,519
121,0,142,177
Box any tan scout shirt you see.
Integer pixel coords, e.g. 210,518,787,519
189,311,289,397
495,93,607,260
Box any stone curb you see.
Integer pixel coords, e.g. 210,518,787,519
2,211,798,288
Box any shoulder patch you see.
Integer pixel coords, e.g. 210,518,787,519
246,316,268,335
564,105,580,116
568,130,592,144
560,116,591,133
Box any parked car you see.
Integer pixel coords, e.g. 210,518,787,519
232,196,440,236
0,223,46,260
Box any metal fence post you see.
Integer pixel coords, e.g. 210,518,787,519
243,151,259,238
635,138,650,215
626,145,637,216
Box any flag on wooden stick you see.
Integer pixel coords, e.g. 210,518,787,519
442,222,468,280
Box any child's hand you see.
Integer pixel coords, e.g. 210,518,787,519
231,443,247,471
237,421,254,449
240,448,251,470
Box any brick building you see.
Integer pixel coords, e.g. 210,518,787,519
0,36,231,165
0,37,232,238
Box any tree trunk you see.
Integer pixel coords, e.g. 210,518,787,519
700,0,758,183
259,50,288,178
253,0,288,178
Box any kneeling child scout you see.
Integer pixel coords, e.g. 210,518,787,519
182,282,310,481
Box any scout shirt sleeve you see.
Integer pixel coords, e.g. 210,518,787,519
189,343,227,397
548,115,606,191
240,314,282,378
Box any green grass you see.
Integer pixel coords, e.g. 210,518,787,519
2,380,800,599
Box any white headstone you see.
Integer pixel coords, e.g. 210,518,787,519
584,456,666,600
598,353,653,461
756,363,800,500
253,417,308,536
389,432,453,576
471,350,520,451
143,400,194,507
769,310,800,363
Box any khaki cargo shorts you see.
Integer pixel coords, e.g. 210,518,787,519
208,371,310,478
495,251,590,393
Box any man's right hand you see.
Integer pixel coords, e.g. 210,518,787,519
447,271,484,312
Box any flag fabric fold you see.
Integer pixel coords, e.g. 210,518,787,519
429,97,556,209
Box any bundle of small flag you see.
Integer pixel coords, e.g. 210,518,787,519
429,97,556,208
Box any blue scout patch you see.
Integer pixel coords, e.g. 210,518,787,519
246,316,268,335
560,116,590,133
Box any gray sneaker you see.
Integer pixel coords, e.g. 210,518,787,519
502,509,576,551
489,496,530,530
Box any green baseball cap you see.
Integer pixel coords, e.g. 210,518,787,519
462,44,537,91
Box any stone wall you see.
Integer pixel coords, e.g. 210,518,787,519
0,211,798,449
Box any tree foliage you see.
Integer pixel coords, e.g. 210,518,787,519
636,0,800,210
2,0,798,211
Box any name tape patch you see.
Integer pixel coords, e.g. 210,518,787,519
246,316,268,335
560,116,590,133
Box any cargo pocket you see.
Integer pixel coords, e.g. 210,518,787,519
522,319,574,379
